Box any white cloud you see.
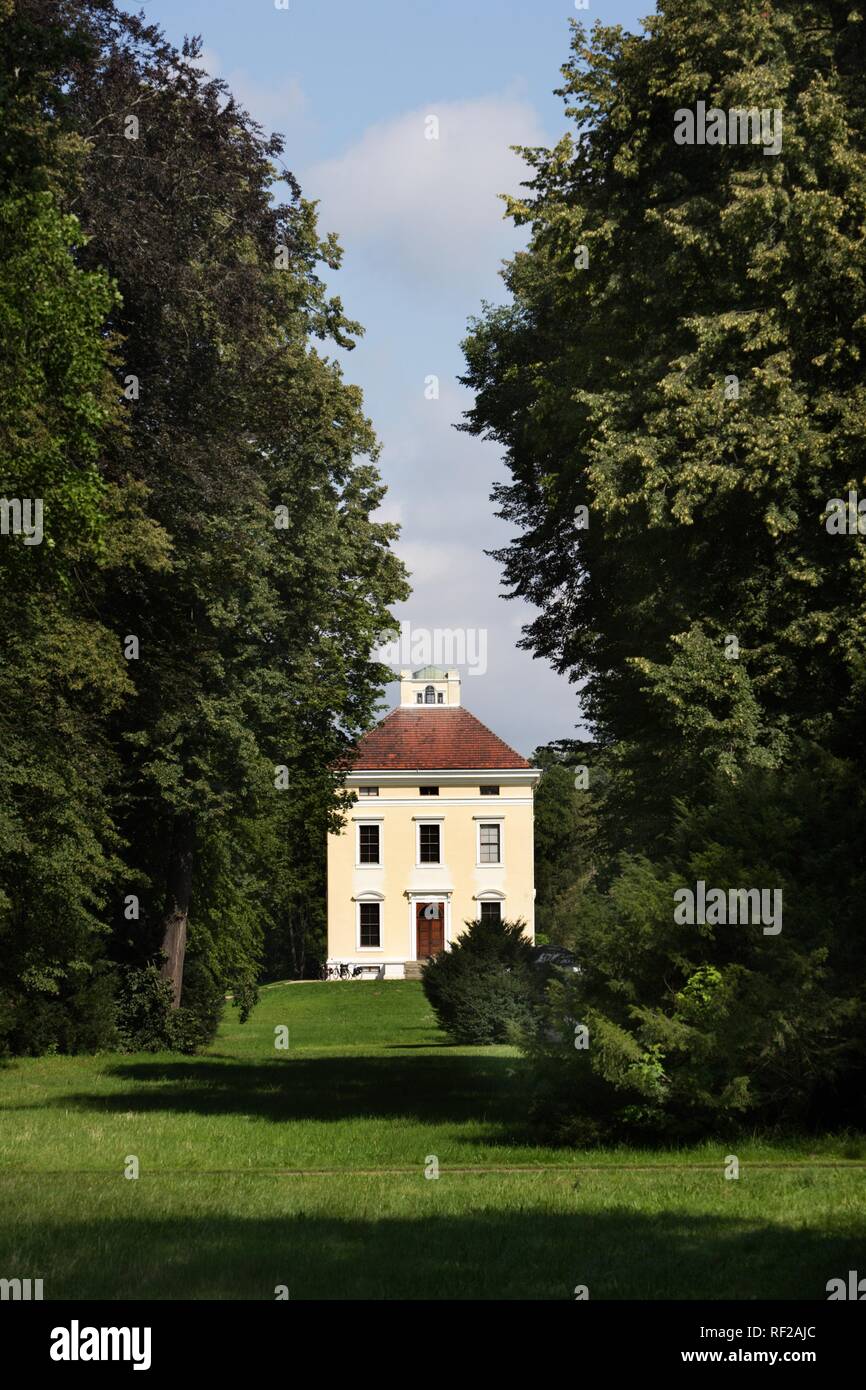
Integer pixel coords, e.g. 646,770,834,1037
395,538,475,589
307,95,546,285
374,380,506,545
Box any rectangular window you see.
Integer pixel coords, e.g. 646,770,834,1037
418,823,441,863
479,823,501,864
419,786,439,796
359,786,379,798
359,902,381,948
480,785,500,796
358,823,380,864
480,901,502,924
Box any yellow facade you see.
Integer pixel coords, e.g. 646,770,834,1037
326,669,540,979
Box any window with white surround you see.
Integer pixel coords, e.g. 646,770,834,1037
479,822,501,864
356,821,381,865
417,821,442,865
359,786,379,798
419,785,439,796
480,785,500,796
358,900,381,948
479,901,502,924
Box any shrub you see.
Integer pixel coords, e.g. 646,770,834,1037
422,917,541,1044
0,966,118,1057
525,758,866,1145
116,959,224,1053
172,958,225,1050
115,965,176,1052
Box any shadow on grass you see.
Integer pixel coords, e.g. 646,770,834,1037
1,1205,860,1300
40,1053,535,1139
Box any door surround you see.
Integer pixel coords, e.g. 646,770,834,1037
415,900,445,959
406,891,452,960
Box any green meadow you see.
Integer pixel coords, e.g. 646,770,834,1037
0,982,862,1300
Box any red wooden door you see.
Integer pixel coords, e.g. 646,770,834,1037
416,901,444,959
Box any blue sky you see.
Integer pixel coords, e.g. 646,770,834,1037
143,0,654,754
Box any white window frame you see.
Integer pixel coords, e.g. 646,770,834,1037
474,889,506,922
414,816,444,868
354,817,383,868
479,900,503,924
358,786,379,798
355,894,384,951
475,816,504,867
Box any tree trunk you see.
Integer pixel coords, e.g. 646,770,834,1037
287,906,298,980
286,904,306,981
159,816,194,1008
298,908,306,981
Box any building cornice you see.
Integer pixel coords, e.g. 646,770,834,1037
343,768,541,786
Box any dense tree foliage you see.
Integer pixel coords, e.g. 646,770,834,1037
529,754,866,1143
0,0,407,1052
464,2,866,1138
0,0,159,1051
530,740,595,943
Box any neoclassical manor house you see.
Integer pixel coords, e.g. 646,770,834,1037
326,667,540,979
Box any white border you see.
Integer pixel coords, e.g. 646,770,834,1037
475,817,504,867
354,816,383,868
414,817,444,867
355,894,384,951
477,897,504,923
346,769,541,787
406,891,452,960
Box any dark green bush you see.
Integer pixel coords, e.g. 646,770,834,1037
0,966,118,1056
525,757,866,1145
115,965,174,1052
422,918,541,1044
172,958,226,1050
116,959,224,1053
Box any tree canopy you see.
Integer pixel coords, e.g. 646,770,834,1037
0,0,408,1052
463,1,866,1138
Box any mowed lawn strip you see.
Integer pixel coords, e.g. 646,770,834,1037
0,982,863,1298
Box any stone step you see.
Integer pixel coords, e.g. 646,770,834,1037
403,961,426,981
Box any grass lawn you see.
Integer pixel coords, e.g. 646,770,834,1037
0,981,863,1300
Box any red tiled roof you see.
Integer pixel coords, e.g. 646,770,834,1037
349,707,531,771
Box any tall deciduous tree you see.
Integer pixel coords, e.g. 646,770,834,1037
38,0,408,1007
2,0,407,1046
463,2,866,829
0,0,166,1051
463,2,866,1136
